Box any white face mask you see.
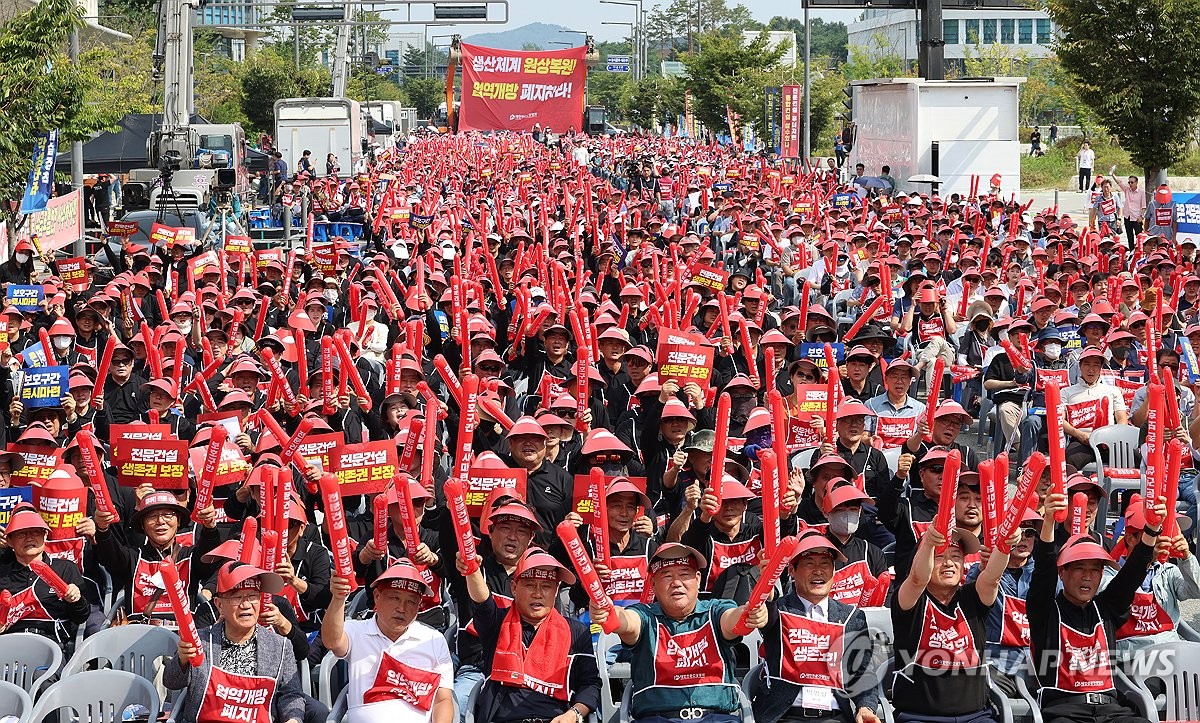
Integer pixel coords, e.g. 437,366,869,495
176,320,192,336
1042,342,1062,360
828,509,861,537
51,336,72,350
324,289,338,302
14,252,29,264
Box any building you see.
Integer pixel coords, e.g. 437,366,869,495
847,8,1055,74
742,30,798,67
194,0,265,61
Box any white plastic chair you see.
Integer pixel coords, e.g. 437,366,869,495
0,631,62,698
0,679,31,723
1131,641,1200,722
596,632,631,723
29,669,161,723
61,624,179,681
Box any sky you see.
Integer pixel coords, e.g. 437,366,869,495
418,0,863,43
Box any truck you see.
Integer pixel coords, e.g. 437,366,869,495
847,77,1024,198
274,98,363,177
362,101,419,136
123,0,251,212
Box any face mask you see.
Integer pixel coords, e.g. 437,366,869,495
176,321,192,336
1042,342,1062,360
324,289,338,302
441,246,455,260
14,253,29,264
828,509,861,537
973,321,990,333
1111,345,1129,361
52,336,72,350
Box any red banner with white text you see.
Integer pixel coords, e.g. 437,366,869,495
458,43,588,132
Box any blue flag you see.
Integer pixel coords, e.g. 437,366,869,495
20,130,58,215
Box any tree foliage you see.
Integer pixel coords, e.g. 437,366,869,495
0,0,98,214
403,77,446,119
764,16,849,62
842,33,913,80
239,50,329,133
1046,0,1200,180
679,30,787,135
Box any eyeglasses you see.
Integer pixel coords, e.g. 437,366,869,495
792,371,816,381
1021,528,1038,538
223,592,260,606
924,464,945,473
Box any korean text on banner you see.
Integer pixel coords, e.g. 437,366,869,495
655,328,716,391
115,439,190,489
21,131,58,215
458,43,588,133
19,189,82,252
20,366,67,408
330,440,396,496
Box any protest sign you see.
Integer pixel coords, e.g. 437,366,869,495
7,285,43,313
330,440,396,495
465,466,527,517
656,328,716,390
58,257,89,291
115,438,190,489
19,366,67,408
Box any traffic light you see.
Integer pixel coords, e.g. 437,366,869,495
839,85,853,122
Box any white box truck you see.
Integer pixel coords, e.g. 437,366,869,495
848,77,1024,198
274,98,363,177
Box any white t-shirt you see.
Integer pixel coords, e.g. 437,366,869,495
341,618,455,723
1078,148,1095,170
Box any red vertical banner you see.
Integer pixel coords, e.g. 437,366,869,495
458,44,588,132
781,85,802,159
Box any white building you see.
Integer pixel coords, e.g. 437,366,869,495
742,30,798,67
847,9,1056,73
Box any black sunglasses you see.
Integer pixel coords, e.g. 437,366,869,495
924,464,945,473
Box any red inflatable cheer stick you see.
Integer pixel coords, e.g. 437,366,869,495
556,521,620,633
319,473,358,591
160,560,204,667
933,449,960,554
1044,382,1068,523
733,535,800,635
445,479,480,575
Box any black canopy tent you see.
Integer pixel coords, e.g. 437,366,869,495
56,113,270,175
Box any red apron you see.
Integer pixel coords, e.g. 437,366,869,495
44,537,85,572
605,554,649,602
777,610,846,688
915,598,981,671
133,554,189,618
196,666,277,723
1052,620,1114,692
1,584,53,628
916,315,945,345
364,653,441,709
652,620,727,686
829,560,872,605
1115,589,1174,640
1064,399,1104,431
706,538,760,592
998,594,1029,648
875,416,919,449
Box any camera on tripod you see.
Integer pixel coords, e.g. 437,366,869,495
159,149,183,186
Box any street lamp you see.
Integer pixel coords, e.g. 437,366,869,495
601,0,641,80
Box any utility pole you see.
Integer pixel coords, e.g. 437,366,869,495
69,28,84,257
918,0,945,80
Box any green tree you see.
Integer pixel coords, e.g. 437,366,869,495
521,42,544,51
239,50,328,133
680,30,787,135
403,43,448,78
346,71,407,104
97,0,157,36
0,0,115,224
588,70,632,120
765,16,848,62
1046,0,1200,186
842,33,912,80
403,77,445,118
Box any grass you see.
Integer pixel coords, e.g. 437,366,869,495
1021,136,1200,188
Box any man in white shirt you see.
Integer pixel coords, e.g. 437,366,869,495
1061,347,1129,470
1076,141,1095,192
322,562,455,723
1111,167,1146,248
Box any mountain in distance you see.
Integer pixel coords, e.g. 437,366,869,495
463,22,577,50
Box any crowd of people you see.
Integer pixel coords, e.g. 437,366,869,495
1,129,1198,723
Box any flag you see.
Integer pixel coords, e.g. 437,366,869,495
21,131,59,215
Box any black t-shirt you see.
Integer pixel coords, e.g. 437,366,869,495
891,586,990,716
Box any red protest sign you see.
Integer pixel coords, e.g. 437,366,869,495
787,384,828,451
691,264,728,292
174,227,196,247
58,257,89,291
224,235,253,255
572,474,648,524
298,432,344,472
188,439,250,487
187,250,218,279
115,438,190,489
656,328,716,391
311,244,337,275
108,220,140,237
149,223,178,248
465,466,527,518
255,248,284,270
330,440,396,495
110,424,170,460
9,444,62,487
